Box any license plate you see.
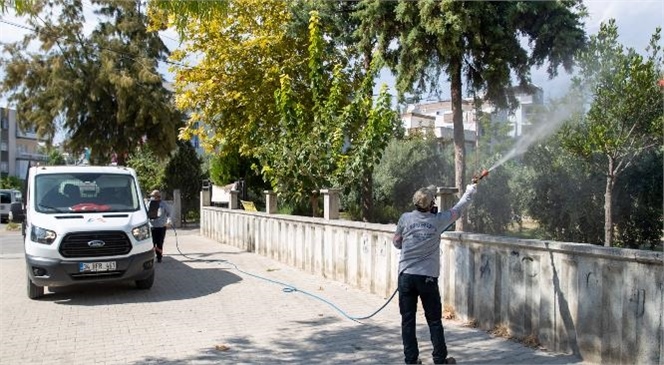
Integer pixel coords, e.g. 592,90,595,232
79,261,116,272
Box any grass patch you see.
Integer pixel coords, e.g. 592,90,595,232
506,217,545,239
6,222,21,231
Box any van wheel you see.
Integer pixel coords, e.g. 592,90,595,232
135,271,154,290
27,274,44,299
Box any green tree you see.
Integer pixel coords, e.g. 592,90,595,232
263,11,398,217
466,163,513,235
208,149,268,203
0,0,33,13
358,0,587,230
126,146,165,198
0,0,180,164
287,1,384,220
0,176,23,190
370,134,453,223
613,150,663,249
525,138,605,244
561,21,663,246
262,10,348,214
46,149,66,166
164,140,202,222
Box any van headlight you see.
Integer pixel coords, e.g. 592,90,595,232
132,223,151,241
31,225,57,245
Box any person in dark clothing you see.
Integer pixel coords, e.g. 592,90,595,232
393,184,477,364
148,190,172,263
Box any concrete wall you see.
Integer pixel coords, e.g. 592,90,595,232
200,207,663,365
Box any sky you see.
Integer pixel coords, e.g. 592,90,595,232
0,0,662,109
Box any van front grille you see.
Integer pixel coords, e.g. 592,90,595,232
59,231,132,258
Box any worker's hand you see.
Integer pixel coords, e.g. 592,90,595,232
165,219,172,228
465,184,477,196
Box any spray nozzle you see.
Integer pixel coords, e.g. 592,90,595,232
472,169,489,184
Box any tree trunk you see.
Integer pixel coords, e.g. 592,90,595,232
450,55,467,231
361,169,373,222
360,48,374,222
604,158,615,247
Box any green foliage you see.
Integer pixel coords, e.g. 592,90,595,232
524,138,605,244
364,135,453,223
466,164,513,235
0,0,180,164
360,1,587,106
561,21,662,246
208,150,268,203
164,140,203,219
358,0,587,229
259,11,347,207
0,0,35,14
465,109,530,235
565,22,662,162
613,149,663,249
46,149,66,166
126,147,166,197
208,152,245,186
261,10,398,218
0,176,23,190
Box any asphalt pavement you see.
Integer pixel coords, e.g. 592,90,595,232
0,225,587,364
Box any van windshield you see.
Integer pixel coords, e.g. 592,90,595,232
35,173,141,213
0,191,11,204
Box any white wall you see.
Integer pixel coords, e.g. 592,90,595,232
200,206,663,365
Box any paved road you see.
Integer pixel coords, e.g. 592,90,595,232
0,226,587,364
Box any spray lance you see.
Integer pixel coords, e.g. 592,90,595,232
471,169,490,185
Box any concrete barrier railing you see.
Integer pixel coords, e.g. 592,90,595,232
199,206,663,365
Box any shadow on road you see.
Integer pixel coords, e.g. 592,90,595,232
43,256,242,305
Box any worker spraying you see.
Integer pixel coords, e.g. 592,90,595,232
392,170,488,365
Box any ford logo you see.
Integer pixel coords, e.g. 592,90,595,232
88,240,106,248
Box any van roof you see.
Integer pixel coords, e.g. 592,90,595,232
30,165,135,175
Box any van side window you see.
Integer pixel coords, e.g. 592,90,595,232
0,192,10,204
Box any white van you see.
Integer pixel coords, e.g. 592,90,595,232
0,189,22,223
24,165,155,299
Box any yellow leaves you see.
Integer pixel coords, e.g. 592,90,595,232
169,1,302,152
178,126,193,141
170,49,187,62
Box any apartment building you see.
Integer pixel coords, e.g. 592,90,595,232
0,107,49,180
401,85,544,144
401,98,481,151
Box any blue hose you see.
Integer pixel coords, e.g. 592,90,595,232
170,220,454,322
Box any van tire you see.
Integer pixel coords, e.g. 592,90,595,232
27,273,44,299
135,271,154,290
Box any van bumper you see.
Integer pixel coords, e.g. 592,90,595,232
26,249,155,287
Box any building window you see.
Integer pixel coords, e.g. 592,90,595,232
0,162,7,173
0,142,6,151
1,118,7,130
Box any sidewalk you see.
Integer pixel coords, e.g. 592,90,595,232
0,227,587,364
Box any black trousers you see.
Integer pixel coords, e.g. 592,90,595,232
398,273,448,364
151,226,167,259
